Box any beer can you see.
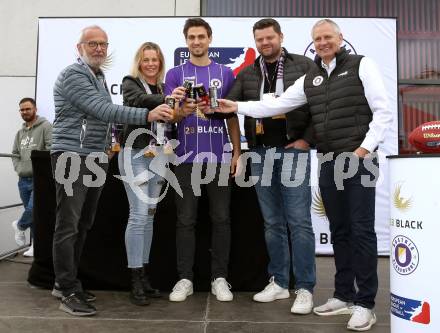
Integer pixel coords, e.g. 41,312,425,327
194,83,209,104
209,86,219,108
165,96,175,109
183,80,193,98
194,83,207,97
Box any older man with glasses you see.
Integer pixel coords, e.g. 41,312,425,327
50,25,175,316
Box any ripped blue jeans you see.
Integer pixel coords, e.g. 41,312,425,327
118,149,165,268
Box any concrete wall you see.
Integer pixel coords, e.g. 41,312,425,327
0,0,200,207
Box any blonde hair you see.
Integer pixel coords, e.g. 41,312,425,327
130,42,165,85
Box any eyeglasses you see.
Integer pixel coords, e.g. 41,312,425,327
81,41,109,49
19,107,33,113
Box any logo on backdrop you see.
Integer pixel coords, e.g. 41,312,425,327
393,182,412,212
392,235,419,275
390,182,423,230
174,47,256,76
311,188,327,219
303,39,357,61
390,293,430,325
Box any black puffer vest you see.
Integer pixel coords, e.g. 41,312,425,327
304,49,372,154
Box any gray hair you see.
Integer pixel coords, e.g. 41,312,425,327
78,25,107,43
311,19,341,38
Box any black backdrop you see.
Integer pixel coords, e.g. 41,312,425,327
28,150,274,292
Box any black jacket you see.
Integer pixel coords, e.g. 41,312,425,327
121,75,165,149
227,49,315,148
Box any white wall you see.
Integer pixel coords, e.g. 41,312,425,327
0,0,200,207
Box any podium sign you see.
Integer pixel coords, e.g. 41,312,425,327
388,155,440,332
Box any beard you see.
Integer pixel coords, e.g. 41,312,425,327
21,113,36,123
260,46,282,62
82,53,106,70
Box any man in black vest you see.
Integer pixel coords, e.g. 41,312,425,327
214,19,393,331
227,18,316,315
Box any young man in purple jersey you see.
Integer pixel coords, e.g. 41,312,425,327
165,18,241,302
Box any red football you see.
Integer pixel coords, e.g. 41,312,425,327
408,121,440,153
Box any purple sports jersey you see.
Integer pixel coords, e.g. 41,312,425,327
165,60,234,163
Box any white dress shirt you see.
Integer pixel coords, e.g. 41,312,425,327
237,56,393,153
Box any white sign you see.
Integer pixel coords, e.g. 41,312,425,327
36,17,398,254
389,156,439,332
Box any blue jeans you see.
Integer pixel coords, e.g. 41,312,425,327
18,177,34,235
250,146,316,291
118,149,165,268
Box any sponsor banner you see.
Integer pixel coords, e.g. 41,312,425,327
37,17,397,255
390,293,430,325
389,157,440,332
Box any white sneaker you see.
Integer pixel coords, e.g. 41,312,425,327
347,306,377,331
211,278,233,302
313,297,353,316
23,244,34,257
12,220,26,246
169,279,193,302
291,288,313,314
253,276,290,303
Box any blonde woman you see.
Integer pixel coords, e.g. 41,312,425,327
119,42,179,305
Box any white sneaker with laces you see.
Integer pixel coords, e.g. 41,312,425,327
313,297,353,316
347,306,376,331
12,220,26,246
253,276,290,303
291,288,313,314
211,278,233,301
23,244,34,257
169,279,193,302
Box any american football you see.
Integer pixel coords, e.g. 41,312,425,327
408,121,440,153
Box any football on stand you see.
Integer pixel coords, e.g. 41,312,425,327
408,121,440,153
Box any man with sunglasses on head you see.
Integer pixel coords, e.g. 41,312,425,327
50,25,175,316
12,97,52,257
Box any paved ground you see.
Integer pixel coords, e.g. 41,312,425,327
0,256,390,333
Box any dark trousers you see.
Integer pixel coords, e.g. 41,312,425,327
319,157,378,309
51,152,108,296
174,163,231,281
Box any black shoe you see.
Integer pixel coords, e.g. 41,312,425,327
143,264,161,298
52,286,96,302
130,268,150,306
59,293,97,316
79,290,96,302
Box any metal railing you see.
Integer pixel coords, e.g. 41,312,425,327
0,153,19,158
0,153,27,260
0,153,21,208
